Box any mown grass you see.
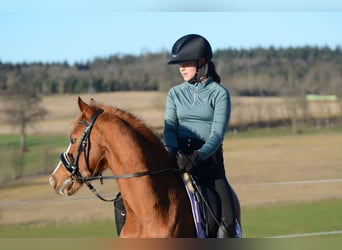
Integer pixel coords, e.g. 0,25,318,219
242,199,342,238
0,221,117,238
1,199,341,238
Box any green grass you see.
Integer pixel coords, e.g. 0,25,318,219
242,199,342,238
0,134,68,183
1,199,341,238
0,134,68,150
0,221,118,238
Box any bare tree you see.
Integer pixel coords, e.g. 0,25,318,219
281,62,311,134
1,78,48,152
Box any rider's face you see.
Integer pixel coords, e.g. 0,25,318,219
178,61,197,82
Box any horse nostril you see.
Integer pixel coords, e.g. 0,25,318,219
49,176,56,188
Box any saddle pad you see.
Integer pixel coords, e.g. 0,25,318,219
181,174,206,238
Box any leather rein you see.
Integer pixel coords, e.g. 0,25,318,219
59,108,179,202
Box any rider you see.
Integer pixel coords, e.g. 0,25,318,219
163,34,238,238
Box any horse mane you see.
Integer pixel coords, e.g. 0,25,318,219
89,100,164,149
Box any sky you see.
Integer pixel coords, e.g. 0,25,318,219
1,0,342,64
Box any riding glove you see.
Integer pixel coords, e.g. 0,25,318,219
177,150,203,172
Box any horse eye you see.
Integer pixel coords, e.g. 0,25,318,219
70,138,77,144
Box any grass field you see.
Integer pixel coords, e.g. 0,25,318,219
0,92,341,238
1,199,342,238
1,129,341,238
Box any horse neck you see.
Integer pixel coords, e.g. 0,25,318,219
102,123,180,220
100,116,176,198
109,139,174,202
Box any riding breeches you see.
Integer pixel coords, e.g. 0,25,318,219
178,138,237,236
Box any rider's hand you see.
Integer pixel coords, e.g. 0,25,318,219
176,150,203,172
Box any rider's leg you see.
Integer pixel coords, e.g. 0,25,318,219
214,178,238,238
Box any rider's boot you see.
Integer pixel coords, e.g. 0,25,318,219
217,222,237,238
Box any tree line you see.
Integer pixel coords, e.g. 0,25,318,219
1,45,341,97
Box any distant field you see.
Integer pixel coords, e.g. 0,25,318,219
0,91,340,134
0,92,167,135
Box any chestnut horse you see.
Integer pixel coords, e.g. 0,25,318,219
49,97,241,238
49,97,196,237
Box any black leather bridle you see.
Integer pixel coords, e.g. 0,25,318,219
60,109,104,180
59,108,179,202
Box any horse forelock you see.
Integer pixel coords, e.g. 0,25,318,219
68,113,84,136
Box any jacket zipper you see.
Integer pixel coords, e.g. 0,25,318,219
192,83,199,106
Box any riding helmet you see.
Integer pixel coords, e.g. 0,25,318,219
167,34,213,64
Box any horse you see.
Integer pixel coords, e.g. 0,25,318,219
49,97,241,238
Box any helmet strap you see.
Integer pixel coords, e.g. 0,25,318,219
188,60,208,84
189,60,208,84
199,63,209,82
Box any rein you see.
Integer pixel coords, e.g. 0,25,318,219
77,168,180,182
80,168,180,202
60,108,180,202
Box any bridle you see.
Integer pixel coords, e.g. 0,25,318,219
59,108,179,202
60,109,104,179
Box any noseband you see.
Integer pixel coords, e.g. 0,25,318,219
60,108,104,179
59,108,179,202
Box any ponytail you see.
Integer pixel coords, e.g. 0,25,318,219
207,61,221,83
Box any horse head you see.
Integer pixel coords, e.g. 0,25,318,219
49,97,106,196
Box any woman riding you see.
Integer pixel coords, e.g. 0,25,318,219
163,34,239,238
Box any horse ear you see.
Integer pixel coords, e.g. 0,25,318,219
78,97,89,112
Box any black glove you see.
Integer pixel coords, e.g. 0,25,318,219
177,150,203,172
165,146,178,158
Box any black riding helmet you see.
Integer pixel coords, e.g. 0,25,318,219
167,34,212,65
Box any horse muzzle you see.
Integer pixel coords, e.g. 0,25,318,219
49,176,73,196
